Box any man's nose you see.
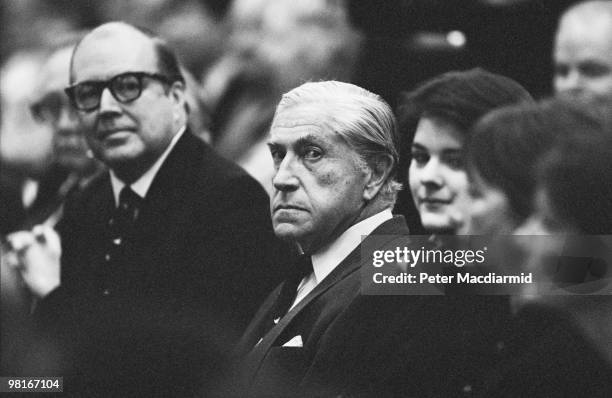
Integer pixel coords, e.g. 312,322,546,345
555,69,584,95
272,155,299,192
99,87,122,114
56,105,79,135
418,158,443,187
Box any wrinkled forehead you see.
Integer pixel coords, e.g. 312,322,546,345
270,104,333,139
71,24,157,82
273,102,336,128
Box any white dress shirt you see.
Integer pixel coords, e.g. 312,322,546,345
110,125,186,204
289,209,393,310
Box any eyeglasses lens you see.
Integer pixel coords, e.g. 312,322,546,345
74,83,102,111
111,74,142,103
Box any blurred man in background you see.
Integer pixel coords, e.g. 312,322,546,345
553,0,612,97
0,51,54,234
26,38,104,227
1,38,98,377
4,36,105,307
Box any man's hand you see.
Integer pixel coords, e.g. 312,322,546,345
6,225,61,298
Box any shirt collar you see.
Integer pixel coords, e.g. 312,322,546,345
310,209,393,284
110,125,186,205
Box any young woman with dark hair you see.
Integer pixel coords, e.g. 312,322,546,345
396,68,533,234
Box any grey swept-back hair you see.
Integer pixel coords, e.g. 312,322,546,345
273,80,402,206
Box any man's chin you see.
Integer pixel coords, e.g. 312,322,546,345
273,223,307,242
97,144,141,165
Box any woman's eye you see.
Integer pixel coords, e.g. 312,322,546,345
411,152,428,165
444,154,464,169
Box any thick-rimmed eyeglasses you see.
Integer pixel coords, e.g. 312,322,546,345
64,72,180,112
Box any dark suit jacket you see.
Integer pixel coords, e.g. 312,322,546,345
232,221,533,398
35,132,287,397
476,303,612,398
231,216,416,397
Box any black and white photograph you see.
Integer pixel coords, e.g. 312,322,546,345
1,1,612,396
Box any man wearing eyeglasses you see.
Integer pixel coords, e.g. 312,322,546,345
21,22,285,397
29,41,104,224
2,37,101,374
3,38,105,324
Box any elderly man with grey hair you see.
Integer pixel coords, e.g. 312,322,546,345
231,81,411,397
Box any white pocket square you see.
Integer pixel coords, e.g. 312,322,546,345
282,335,303,347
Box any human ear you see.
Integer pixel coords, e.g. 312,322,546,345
169,81,186,105
169,81,187,123
363,154,394,201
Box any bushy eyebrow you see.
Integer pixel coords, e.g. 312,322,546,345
268,134,329,150
294,135,327,148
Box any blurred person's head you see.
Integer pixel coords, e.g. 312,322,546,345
30,39,96,174
67,22,187,183
227,0,362,91
181,66,212,143
519,100,612,235
268,81,400,254
0,51,54,178
259,0,362,90
510,99,612,301
97,0,224,77
397,68,532,234
464,99,599,235
554,1,612,98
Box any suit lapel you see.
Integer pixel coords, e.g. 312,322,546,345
242,252,361,389
243,216,409,385
138,131,199,219
79,175,115,278
129,132,207,258
234,284,283,357
88,174,114,224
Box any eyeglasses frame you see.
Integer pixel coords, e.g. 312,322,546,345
64,71,183,112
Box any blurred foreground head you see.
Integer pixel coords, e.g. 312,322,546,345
520,98,612,235
465,98,600,235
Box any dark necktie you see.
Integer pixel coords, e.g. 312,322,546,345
261,255,313,338
107,186,142,260
98,186,143,293
115,186,142,228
